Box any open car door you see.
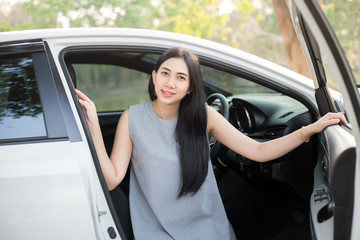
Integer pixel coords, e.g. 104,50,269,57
289,1,360,240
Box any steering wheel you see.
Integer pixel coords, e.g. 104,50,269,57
206,93,229,162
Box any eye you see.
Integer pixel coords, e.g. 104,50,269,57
161,71,169,76
178,75,186,80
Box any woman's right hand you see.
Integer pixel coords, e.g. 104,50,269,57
76,89,132,190
76,89,99,125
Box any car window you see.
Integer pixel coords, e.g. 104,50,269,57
74,64,151,112
201,65,276,94
70,50,276,112
0,54,47,140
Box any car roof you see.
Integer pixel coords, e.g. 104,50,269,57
0,27,223,49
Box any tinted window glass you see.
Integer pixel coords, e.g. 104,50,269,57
201,65,276,94
70,51,276,112
0,55,46,140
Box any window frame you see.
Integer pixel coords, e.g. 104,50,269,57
60,45,318,115
0,40,76,145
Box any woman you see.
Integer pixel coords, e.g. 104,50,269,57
76,47,348,240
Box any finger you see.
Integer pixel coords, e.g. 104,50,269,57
75,89,83,97
320,118,339,128
78,98,85,107
76,90,87,101
328,118,341,125
78,99,87,113
79,98,93,109
339,114,349,126
76,89,91,102
76,90,86,101
329,112,349,126
325,112,349,126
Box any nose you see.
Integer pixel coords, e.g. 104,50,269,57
164,75,176,88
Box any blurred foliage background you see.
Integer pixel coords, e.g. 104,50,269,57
0,0,359,84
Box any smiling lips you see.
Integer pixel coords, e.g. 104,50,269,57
161,90,175,97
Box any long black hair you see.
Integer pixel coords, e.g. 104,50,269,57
148,47,208,197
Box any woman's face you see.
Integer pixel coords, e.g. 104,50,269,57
152,57,191,106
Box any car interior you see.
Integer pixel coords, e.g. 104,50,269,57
62,46,334,240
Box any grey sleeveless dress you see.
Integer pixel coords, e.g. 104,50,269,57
128,101,236,240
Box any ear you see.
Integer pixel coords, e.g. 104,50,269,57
152,70,157,85
187,86,192,94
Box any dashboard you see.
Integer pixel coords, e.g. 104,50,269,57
210,92,316,194
228,93,310,139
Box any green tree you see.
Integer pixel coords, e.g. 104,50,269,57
321,0,360,82
0,1,32,32
0,22,12,32
21,0,159,29
157,0,229,40
157,0,264,49
12,0,358,82
225,0,284,57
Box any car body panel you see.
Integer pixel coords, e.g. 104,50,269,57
0,39,121,239
0,141,96,240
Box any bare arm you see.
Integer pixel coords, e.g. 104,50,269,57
76,89,132,190
207,106,348,162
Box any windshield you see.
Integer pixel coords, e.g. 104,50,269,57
201,65,276,95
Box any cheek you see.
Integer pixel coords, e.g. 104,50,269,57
178,84,190,96
184,82,191,92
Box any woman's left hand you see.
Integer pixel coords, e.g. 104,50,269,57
310,112,349,134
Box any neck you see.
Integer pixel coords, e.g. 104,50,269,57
153,99,179,120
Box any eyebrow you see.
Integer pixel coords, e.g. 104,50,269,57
161,67,188,77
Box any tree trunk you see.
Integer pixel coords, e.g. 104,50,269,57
273,0,311,78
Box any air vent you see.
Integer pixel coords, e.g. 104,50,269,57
279,111,294,119
265,128,284,138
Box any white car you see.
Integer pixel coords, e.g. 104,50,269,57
0,0,358,239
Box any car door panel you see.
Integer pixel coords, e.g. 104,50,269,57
311,125,355,240
289,1,360,239
0,40,122,239
0,142,97,240
326,126,355,240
